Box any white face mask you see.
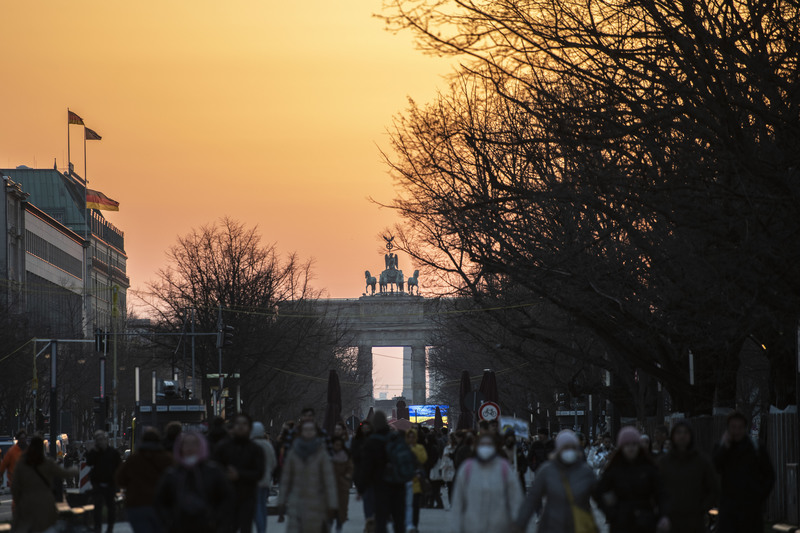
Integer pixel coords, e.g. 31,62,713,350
560,449,579,465
476,445,496,461
182,455,199,467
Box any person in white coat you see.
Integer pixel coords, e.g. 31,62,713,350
450,433,523,533
251,421,277,533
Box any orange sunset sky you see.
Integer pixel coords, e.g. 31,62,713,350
2,1,452,395
1,1,449,299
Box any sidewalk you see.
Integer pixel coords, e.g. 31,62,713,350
110,489,608,533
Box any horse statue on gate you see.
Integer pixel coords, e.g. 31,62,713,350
407,270,420,295
379,268,404,293
365,271,377,295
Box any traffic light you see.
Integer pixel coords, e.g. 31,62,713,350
223,396,237,417
92,397,108,416
36,408,45,430
216,324,234,349
94,328,108,353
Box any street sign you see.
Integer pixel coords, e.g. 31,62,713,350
478,401,501,422
463,391,485,413
555,410,585,416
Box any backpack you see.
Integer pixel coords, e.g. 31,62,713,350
383,433,416,484
175,468,212,530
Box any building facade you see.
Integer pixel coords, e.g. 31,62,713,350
0,167,128,337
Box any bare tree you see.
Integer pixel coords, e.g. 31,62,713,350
380,0,800,414
148,218,356,425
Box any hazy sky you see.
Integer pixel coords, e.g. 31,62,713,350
2,1,451,396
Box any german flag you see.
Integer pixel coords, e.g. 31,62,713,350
68,110,84,125
86,189,119,211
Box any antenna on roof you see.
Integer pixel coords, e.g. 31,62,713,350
54,158,57,170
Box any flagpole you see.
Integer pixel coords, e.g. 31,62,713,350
67,108,71,175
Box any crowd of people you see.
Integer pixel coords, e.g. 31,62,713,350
0,408,777,533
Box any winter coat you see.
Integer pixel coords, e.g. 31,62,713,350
440,444,456,482
658,449,719,533
515,459,597,532
253,437,277,488
410,443,428,494
155,461,235,533
115,442,174,507
597,458,667,533
213,436,266,500
354,428,399,491
713,438,775,533
85,446,122,486
331,451,354,523
278,441,338,533
0,443,24,489
12,457,73,533
450,456,523,533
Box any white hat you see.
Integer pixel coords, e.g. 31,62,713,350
251,421,266,438
555,429,580,453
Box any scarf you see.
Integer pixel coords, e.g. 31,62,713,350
294,437,321,462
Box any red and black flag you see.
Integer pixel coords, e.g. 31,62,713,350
85,127,102,141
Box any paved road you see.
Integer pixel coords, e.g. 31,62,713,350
2,489,609,532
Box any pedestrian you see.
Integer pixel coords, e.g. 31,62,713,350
453,431,474,477
352,420,376,532
213,412,266,533
206,416,229,454
251,421,277,533
657,421,719,533
85,430,122,533
284,407,334,455
0,429,28,519
502,429,528,493
713,411,775,533
155,431,234,533
331,436,354,533
115,427,173,533
597,426,669,533
450,433,523,533
277,419,338,533
527,428,554,473
162,421,183,453
355,411,408,533
11,435,78,533
651,426,668,456
405,428,428,533
514,429,598,533
440,433,457,505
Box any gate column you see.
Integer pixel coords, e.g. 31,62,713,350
411,344,426,405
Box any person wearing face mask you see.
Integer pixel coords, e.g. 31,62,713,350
513,429,598,533
155,431,234,533
277,420,339,532
450,434,523,533
597,426,669,533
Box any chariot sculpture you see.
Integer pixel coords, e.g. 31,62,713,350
362,235,420,295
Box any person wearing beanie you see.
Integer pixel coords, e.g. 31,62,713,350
597,426,669,533
513,429,598,533
250,421,277,533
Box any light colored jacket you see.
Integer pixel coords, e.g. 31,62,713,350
253,437,277,488
451,456,523,533
515,459,597,532
278,442,337,533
